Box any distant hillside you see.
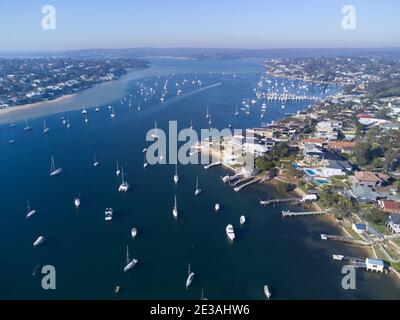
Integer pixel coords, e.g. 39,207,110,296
2,47,400,60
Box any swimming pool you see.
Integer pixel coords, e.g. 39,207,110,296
304,169,317,176
313,178,330,186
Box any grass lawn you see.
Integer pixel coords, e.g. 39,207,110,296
391,262,400,272
343,226,363,240
371,223,390,235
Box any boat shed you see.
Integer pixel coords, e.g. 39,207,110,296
365,258,385,273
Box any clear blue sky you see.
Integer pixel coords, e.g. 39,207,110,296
0,0,399,51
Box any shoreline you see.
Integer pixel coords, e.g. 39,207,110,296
0,93,77,117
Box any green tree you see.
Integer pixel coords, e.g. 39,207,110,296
354,142,373,166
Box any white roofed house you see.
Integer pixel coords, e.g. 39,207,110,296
318,159,353,178
315,120,342,140
365,258,385,273
387,214,400,234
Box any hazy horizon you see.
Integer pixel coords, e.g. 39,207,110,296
0,0,399,52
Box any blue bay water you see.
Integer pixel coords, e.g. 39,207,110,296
0,58,399,299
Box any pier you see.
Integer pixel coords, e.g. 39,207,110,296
282,210,326,218
232,176,253,187
321,234,372,246
234,178,261,192
260,197,301,206
221,174,242,183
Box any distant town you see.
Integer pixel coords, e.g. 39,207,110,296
0,57,149,108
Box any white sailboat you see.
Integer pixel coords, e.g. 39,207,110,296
172,195,178,218
173,164,179,184
124,245,138,272
264,285,271,299
110,107,116,118
235,105,239,116
194,177,202,196
201,289,208,300
186,263,195,289
116,161,121,176
240,215,246,225
43,120,50,134
118,167,130,192
93,155,99,167
226,224,235,241
24,116,32,131
74,195,81,208
66,116,71,129
26,200,36,219
105,208,113,221
206,106,210,119
49,156,63,177
131,227,137,239
215,203,220,212
151,121,159,140
143,153,148,168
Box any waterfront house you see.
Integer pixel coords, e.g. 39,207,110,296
318,160,352,177
354,171,389,188
387,214,400,234
303,144,324,164
326,141,356,154
379,200,400,213
350,185,380,203
365,258,385,273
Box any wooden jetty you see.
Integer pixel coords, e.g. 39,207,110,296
234,178,261,192
260,198,300,206
282,210,326,218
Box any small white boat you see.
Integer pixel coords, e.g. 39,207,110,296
186,263,195,289
124,245,138,272
172,195,178,218
240,215,246,225
110,107,116,118
173,164,179,184
24,116,33,131
26,201,36,219
105,208,113,221
131,227,137,239
43,120,50,134
194,177,202,196
93,155,99,167
118,167,129,192
151,122,159,140
226,224,235,241
81,108,88,115
201,289,208,300
33,236,45,248
215,203,220,212
66,117,71,128
116,161,121,176
49,156,63,177
95,107,100,112
9,140,15,144
264,285,271,299
74,196,81,208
